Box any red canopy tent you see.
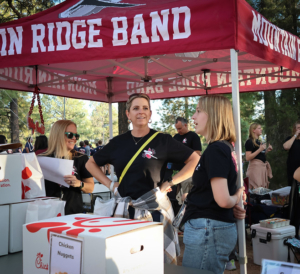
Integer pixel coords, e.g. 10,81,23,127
1,0,299,272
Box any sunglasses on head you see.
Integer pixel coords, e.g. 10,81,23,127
129,93,150,99
65,132,80,140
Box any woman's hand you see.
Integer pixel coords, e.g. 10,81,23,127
295,129,300,137
112,182,119,194
266,144,273,152
64,175,81,187
160,181,172,193
233,189,247,219
259,143,266,151
234,186,245,206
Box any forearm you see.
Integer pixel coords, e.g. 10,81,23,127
81,178,94,193
283,138,295,150
246,149,261,161
86,158,112,189
172,152,199,185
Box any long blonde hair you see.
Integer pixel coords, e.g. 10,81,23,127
248,123,260,147
42,120,77,160
198,95,236,143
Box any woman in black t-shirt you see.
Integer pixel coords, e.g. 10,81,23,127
86,93,199,264
182,95,244,274
40,120,94,215
283,120,300,186
245,123,273,189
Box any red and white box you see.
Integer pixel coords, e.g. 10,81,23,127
0,154,22,205
23,214,163,274
0,204,9,256
9,197,60,253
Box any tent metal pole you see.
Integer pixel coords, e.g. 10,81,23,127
230,49,247,274
109,102,114,182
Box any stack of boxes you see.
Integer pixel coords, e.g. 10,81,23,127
0,154,58,256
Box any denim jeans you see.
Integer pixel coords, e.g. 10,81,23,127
182,218,237,274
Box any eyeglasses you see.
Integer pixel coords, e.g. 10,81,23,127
65,132,80,140
129,93,150,100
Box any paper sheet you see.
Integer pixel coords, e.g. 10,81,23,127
37,157,74,188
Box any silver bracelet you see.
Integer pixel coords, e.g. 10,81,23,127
294,134,297,138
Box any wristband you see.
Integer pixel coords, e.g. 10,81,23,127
80,182,84,189
109,181,114,191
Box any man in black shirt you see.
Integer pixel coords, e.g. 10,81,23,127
167,117,202,214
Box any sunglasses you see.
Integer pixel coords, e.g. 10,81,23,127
129,93,150,99
65,132,80,140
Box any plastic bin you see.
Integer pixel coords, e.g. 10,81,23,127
251,223,295,265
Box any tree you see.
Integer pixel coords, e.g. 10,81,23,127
248,0,300,188
0,0,57,23
118,102,128,135
90,101,118,144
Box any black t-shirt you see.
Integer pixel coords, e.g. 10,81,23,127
285,136,300,180
245,139,266,163
183,141,238,224
42,152,92,215
93,129,194,199
172,131,202,170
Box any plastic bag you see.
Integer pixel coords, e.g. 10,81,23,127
93,197,116,217
25,199,65,223
172,200,186,232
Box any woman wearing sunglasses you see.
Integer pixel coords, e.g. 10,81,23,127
41,120,94,215
86,93,200,264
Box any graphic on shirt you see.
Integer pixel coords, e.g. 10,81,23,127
72,166,78,176
195,163,200,171
59,0,143,18
231,142,238,173
182,138,187,144
142,148,157,159
78,148,86,154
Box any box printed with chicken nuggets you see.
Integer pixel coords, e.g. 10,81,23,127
23,214,163,274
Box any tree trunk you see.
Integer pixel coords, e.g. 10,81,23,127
10,98,19,143
118,102,128,134
185,97,189,120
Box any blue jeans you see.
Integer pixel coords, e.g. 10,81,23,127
182,218,237,274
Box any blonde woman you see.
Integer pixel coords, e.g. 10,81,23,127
181,95,244,274
283,120,300,186
41,120,94,215
245,123,273,189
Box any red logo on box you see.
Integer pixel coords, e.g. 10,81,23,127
35,252,48,270
26,217,150,242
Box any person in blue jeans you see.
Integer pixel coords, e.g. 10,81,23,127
182,95,244,274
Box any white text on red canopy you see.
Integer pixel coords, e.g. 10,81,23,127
0,6,191,56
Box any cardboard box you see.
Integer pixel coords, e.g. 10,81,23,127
23,214,163,274
9,198,60,253
0,205,9,256
0,154,22,205
251,223,295,265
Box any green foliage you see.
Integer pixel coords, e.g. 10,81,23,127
0,0,58,23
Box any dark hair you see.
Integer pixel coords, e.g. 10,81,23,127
175,117,188,125
84,140,89,145
0,135,7,144
35,135,48,151
80,141,84,147
98,140,102,145
27,137,32,142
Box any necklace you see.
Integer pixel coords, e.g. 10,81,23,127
131,134,146,145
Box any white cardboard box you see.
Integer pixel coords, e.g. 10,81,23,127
9,197,60,253
23,214,163,274
0,204,9,256
0,154,22,205
251,223,295,265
